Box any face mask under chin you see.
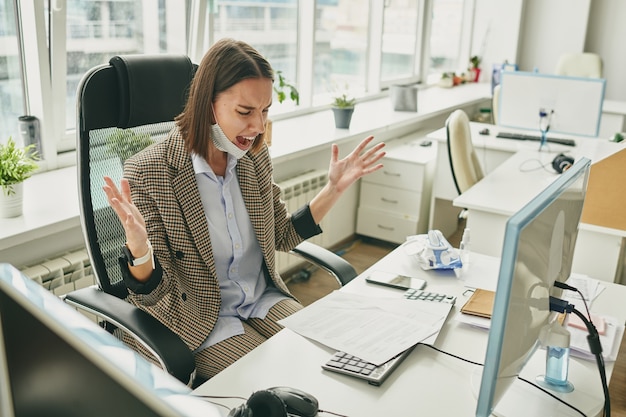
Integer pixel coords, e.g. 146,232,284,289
210,123,251,160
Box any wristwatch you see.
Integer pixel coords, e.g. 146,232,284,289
122,239,154,268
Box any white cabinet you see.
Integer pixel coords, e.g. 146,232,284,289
356,134,437,244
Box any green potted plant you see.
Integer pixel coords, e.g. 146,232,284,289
105,128,154,163
0,137,39,218
274,70,300,105
331,92,356,129
266,70,300,146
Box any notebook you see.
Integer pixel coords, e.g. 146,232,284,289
460,288,495,319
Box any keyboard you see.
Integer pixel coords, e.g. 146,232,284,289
403,289,456,305
322,346,415,386
496,131,576,147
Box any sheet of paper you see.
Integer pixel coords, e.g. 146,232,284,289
278,290,452,365
569,314,624,362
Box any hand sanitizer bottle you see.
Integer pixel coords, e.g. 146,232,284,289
459,228,470,268
542,320,572,388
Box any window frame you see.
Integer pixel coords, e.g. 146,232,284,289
7,0,474,171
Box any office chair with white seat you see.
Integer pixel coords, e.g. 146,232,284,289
492,84,501,125
63,54,357,387
555,52,603,78
446,109,485,219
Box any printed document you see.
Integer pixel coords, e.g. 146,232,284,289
278,290,452,365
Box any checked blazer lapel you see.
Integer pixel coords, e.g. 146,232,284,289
236,155,269,256
167,134,217,273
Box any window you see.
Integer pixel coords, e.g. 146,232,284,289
212,0,300,112
0,0,25,144
2,0,474,169
381,0,422,85
313,0,370,101
427,0,466,82
61,0,188,151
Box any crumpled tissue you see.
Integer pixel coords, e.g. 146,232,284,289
404,230,463,270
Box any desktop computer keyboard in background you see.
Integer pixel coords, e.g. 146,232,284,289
404,289,456,305
496,131,576,147
322,346,415,386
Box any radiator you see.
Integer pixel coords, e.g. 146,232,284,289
277,170,328,275
19,248,95,297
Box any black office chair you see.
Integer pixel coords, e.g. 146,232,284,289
64,54,357,387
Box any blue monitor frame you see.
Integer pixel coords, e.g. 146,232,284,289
0,263,219,417
475,157,591,417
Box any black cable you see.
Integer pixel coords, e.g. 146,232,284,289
571,307,611,417
418,343,588,416
553,281,592,322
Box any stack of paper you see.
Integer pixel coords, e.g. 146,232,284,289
278,290,453,366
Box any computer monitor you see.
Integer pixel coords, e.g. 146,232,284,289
497,71,605,137
0,263,220,417
475,157,591,417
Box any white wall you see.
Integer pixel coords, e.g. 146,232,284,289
475,0,626,101
586,1,626,101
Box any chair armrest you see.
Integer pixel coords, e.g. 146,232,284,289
290,241,358,287
64,286,196,386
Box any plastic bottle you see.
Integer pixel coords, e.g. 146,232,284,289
459,228,470,269
543,320,571,386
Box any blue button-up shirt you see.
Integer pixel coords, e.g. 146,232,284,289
191,153,288,351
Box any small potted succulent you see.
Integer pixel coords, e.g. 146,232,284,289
0,137,39,218
331,92,356,129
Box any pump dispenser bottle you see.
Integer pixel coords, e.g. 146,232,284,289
538,319,574,392
459,228,470,268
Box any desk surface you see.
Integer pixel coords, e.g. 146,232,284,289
193,246,626,417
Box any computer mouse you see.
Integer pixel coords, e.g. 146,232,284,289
419,140,432,147
479,128,490,135
266,386,319,417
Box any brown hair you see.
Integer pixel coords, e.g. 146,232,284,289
176,38,274,160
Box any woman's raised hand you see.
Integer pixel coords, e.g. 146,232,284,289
102,176,148,255
327,135,385,194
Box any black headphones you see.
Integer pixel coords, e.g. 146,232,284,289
228,390,289,417
551,153,575,174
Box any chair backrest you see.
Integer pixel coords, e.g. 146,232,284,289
555,52,603,78
76,54,197,299
446,109,484,195
492,84,501,125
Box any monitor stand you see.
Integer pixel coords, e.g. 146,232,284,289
470,351,604,417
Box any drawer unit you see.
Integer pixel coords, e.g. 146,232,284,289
356,207,419,244
359,183,421,218
356,134,436,244
365,159,427,192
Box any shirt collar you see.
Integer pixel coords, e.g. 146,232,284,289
191,152,237,176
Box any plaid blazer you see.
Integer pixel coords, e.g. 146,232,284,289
123,127,304,350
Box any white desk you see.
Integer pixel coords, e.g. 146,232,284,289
193,246,626,417
427,122,580,237
453,141,626,283
427,123,626,282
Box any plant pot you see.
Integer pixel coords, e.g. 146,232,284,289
470,68,481,82
0,182,24,218
390,84,418,112
332,107,354,129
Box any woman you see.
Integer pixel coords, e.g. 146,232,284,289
103,38,386,380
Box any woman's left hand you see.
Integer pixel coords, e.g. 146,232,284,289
327,135,385,194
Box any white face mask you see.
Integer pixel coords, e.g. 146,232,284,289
210,122,251,160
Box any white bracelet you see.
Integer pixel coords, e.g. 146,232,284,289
126,239,155,269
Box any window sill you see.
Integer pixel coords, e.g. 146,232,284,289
0,82,491,263
269,83,491,163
